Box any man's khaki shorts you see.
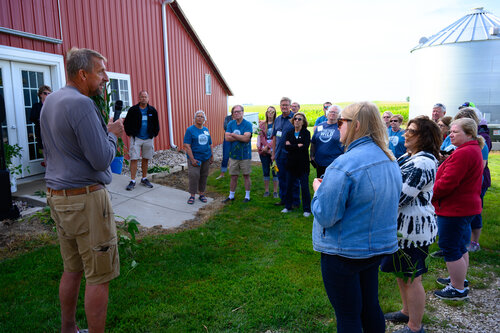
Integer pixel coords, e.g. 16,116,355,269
129,137,154,160
228,158,252,176
48,188,120,285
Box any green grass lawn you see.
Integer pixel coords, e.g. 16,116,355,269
1,153,498,332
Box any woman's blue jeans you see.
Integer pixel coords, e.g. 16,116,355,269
259,153,276,180
321,253,385,333
221,140,231,172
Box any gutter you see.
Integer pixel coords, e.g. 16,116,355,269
162,0,177,149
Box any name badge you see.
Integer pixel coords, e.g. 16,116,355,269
276,130,282,137
318,125,323,131
142,115,147,121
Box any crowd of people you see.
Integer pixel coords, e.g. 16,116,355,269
36,46,491,332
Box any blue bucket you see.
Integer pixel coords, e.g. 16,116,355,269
110,156,124,174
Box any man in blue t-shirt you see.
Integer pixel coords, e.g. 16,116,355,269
124,90,160,191
313,101,332,131
272,97,300,206
223,105,253,203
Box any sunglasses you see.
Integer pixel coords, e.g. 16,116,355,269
337,118,352,128
42,91,51,95
390,120,399,123
406,128,418,135
294,118,303,121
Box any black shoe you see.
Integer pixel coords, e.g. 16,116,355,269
222,197,234,203
436,277,469,289
126,181,135,191
434,285,469,300
430,250,444,258
393,326,425,333
243,198,250,203
274,201,285,206
141,178,154,188
384,310,409,323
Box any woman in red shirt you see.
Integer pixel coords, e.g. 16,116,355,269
432,118,484,301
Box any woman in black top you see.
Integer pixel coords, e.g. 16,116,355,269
282,112,311,217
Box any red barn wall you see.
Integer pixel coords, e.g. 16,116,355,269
1,0,229,151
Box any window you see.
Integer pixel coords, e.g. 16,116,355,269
205,73,212,95
107,72,132,114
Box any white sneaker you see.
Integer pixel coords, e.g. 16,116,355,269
281,208,290,213
303,212,311,217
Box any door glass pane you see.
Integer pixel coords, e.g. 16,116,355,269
22,70,43,161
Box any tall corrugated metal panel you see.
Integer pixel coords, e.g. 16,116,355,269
0,0,62,54
166,6,228,149
1,0,229,150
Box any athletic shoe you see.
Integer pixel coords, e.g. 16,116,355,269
216,174,224,180
141,178,153,188
222,197,234,203
243,198,251,203
393,325,425,333
384,310,409,323
281,208,290,213
303,212,311,217
126,181,135,191
434,284,469,300
273,192,278,198
467,242,481,252
274,201,285,206
436,277,469,289
430,250,444,258
263,191,270,197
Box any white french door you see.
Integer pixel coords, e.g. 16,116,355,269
1,61,52,176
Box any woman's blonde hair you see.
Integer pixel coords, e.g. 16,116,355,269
454,108,480,125
341,102,395,161
450,118,485,149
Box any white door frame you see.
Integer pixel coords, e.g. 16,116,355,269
0,46,65,177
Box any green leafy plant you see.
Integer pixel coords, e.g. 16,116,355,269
116,215,141,273
33,190,47,198
4,143,29,176
148,165,170,174
90,83,128,161
28,206,55,225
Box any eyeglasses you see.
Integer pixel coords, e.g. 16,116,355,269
42,91,51,95
438,123,447,128
294,118,303,121
233,110,243,113
406,129,418,135
280,104,290,107
337,118,352,128
390,120,399,123
323,105,331,109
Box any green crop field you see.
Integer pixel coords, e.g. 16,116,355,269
239,102,409,126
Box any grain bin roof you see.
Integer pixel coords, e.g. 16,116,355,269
411,7,500,52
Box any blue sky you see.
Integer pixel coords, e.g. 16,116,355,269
180,0,500,105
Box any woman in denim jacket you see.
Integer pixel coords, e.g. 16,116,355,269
312,102,402,333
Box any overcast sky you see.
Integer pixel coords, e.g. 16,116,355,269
179,0,500,105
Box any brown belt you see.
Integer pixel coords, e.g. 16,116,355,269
47,184,105,196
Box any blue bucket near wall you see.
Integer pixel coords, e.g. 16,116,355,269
110,156,124,174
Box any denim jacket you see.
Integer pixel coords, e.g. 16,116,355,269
312,136,402,259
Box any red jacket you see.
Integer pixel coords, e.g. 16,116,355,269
432,140,483,217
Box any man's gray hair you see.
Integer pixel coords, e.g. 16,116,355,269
66,47,106,78
328,105,342,112
433,103,446,112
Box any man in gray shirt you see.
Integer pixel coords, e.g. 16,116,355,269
41,47,123,333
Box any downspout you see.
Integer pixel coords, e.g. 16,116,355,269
162,0,177,149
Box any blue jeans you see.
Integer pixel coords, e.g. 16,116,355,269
285,172,311,212
321,253,385,333
259,154,276,181
221,140,231,172
276,156,299,205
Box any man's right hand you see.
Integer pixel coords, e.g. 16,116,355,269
108,118,124,137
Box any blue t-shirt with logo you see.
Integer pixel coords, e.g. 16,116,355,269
183,125,212,162
138,107,149,140
314,115,327,126
311,122,343,167
226,119,253,160
388,128,406,159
